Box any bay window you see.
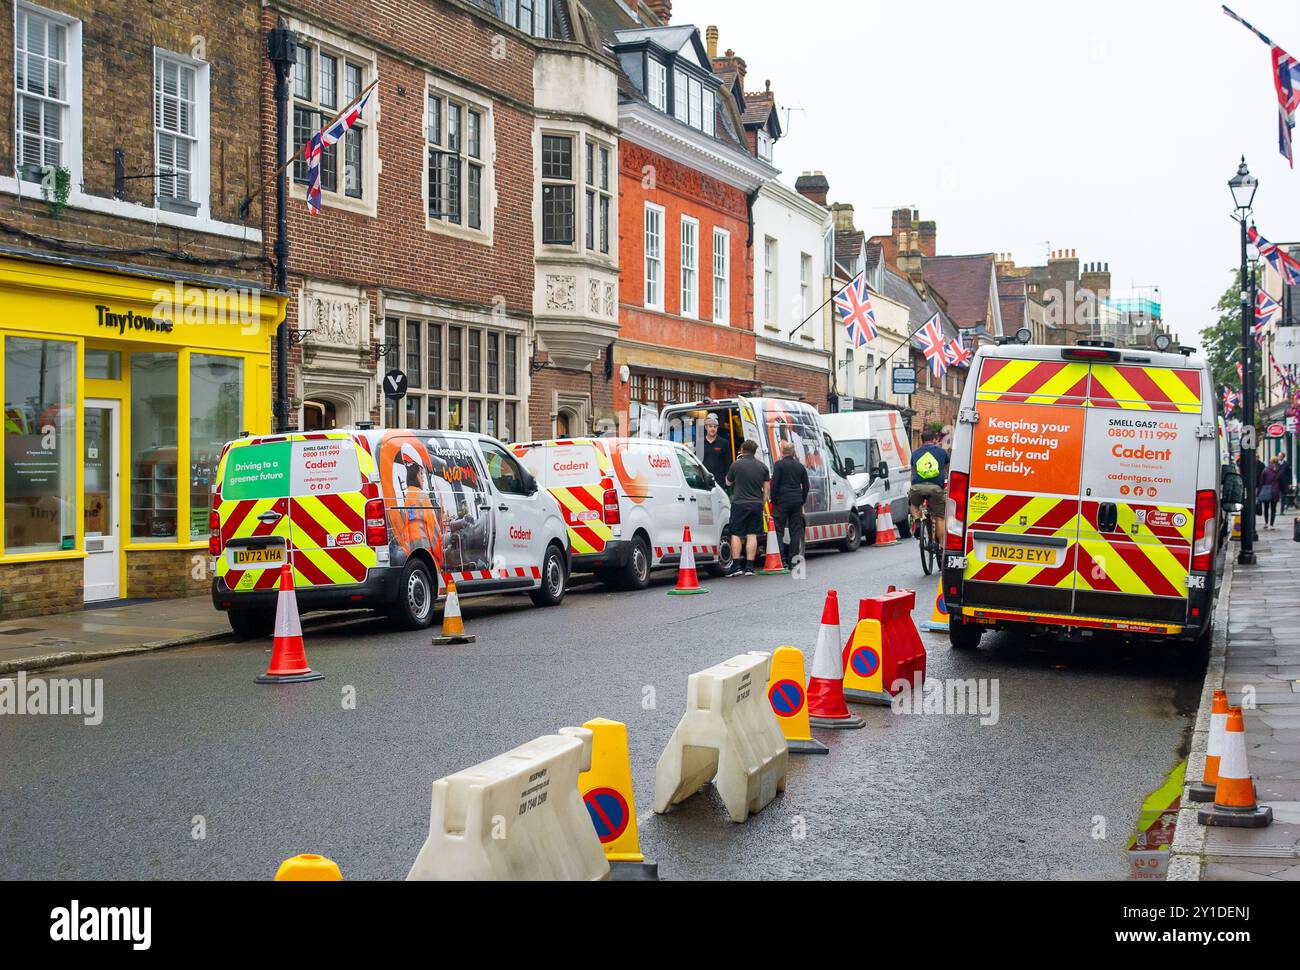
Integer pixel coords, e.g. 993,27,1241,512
541,133,575,245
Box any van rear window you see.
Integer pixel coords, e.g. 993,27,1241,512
523,444,603,486
221,439,362,499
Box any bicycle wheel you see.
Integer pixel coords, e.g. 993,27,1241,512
919,516,935,575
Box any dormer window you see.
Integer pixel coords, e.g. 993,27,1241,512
648,59,667,111
499,0,550,39
757,129,773,161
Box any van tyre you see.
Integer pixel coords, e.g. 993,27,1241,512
389,558,435,631
839,516,862,553
531,545,568,607
618,536,652,590
709,532,733,577
228,608,275,640
949,618,983,651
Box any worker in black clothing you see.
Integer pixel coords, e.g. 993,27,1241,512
770,441,811,567
699,413,732,486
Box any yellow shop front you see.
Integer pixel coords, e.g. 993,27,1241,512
0,252,286,618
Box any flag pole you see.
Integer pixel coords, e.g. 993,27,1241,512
241,78,379,218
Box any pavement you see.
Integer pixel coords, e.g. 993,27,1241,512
0,538,1205,881
1170,521,1300,881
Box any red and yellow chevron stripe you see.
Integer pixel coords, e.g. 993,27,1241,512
1087,365,1201,413
1075,501,1190,599
964,493,1082,588
976,359,1090,406
549,483,614,555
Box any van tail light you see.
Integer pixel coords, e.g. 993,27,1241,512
365,498,389,547
209,509,222,556
1192,489,1217,572
602,489,621,526
945,471,969,552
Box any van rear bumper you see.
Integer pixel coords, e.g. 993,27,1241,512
211,569,398,613
571,540,633,572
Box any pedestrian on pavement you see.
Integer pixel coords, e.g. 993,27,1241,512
770,440,810,567
1279,455,1293,512
725,439,770,576
699,414,732,488
1259,455,1283,529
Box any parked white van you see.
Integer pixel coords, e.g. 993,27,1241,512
513,437,732,589
819,409,912,542
658,397,863,553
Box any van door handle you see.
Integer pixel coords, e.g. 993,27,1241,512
677,496,687,502
498,504,509,512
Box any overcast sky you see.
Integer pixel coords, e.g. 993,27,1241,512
674,0,1300,342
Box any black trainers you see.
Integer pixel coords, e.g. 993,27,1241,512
743,565,756,576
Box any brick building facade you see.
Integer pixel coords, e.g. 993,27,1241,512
0,0,284,618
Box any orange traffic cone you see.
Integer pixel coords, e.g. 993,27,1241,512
256,563,324,684
759,505,788,575
1197,708,1273,828
432,574,477,645
1189,691,1229,803
875,504,899,546
668,526,708,596
807,590,864,730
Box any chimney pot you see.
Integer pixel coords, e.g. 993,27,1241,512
705,25,718,59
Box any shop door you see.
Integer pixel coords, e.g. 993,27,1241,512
83,400,121,602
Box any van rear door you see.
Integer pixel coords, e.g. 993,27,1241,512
516,441,615,557
282,434,372,590
1072,364,1202,626
963,356,1091,616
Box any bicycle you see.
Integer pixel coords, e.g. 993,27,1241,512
913,510,940,576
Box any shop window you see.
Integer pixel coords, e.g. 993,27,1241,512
189,355,242,541
130,352,178,541
3,337,76,554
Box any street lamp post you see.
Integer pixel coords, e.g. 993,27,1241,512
1230,157,1259,565
268,24,295,434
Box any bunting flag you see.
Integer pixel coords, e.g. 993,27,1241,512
1237,361,1245,386
833,272,878,348
1224,6,1300,166
1249,227,1300,285
919,314,949,378
1223,385,1239,415
305,83,376,214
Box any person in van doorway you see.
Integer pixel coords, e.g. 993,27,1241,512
700,414,732,488
770,440,810,567
1259,454,1283,529
726,439,770,576
908,429,949,545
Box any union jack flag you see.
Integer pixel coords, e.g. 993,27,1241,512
944,338,973,367
833,272,878,348
1224,6,1300,166
1250,227,1300,286
1256,289,1280,344
305,84,376,215
1223,386,1239,415
919,314,949,378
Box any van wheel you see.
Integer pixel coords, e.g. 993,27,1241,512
839,517,862,553
949,618,983,651
228,608,275,641
618,536,652,590
389,559,435,631
531,545,568,607
709,532,733,577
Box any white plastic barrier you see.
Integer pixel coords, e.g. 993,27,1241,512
653,651,789,823
406,727,610,881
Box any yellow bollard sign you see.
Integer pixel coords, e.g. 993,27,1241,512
841,618,891,705
575,718,659,880
765,647,828,755
274,854,343,881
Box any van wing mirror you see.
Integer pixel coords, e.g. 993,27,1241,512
876,461,890,482
524,471,539,496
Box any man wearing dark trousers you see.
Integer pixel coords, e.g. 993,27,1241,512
770,441,810,567
725,439,770,576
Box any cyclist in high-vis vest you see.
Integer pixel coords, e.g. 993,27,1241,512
908,429,950,546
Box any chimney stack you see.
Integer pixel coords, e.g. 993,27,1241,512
917,219,937,258
645,0,672,25
831,202,856,233
795,171,829,206
713,48,747,89
705,25,718,58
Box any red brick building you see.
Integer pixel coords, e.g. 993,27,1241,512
261,0,617,443
584,3,776,431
